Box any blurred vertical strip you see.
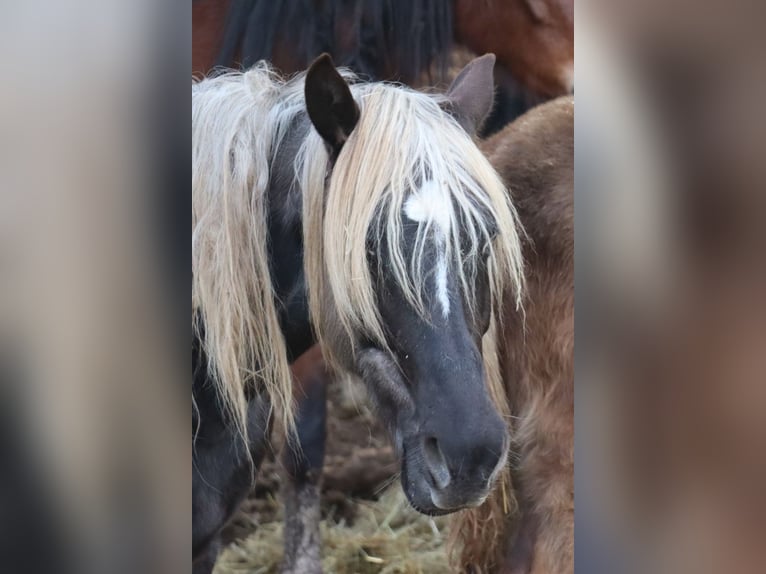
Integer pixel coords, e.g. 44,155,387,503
0,1,189,573
576,0,766,572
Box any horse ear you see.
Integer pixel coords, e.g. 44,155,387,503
305,53,360,151
446,53,496,135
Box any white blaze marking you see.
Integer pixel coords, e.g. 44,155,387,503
404,180,452,234
404,180,452,318
434,256,450,318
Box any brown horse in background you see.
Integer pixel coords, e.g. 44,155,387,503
453,97,574,573
191,0,573,133
192,0,230,77
454,0,574,98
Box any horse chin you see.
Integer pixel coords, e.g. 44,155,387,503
399,462,453,517
400,444,482,516
355,349,492,516
399,439,496,516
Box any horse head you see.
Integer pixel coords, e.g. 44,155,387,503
301,54,523,514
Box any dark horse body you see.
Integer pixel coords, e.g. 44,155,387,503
191,104,317,574
192,55,521,573
192,109,314,572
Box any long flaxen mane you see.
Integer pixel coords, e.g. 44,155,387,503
192,64,308,440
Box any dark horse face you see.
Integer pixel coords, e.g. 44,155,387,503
358,227,509,516
304,54,510,515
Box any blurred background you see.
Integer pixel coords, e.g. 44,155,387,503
576,2,766,573
0,0,764,573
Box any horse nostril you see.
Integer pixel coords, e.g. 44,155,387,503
423,436,451,490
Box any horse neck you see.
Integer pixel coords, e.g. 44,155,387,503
267,116,315,360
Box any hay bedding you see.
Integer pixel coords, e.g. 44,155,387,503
215,487,451,574
213,380,453,574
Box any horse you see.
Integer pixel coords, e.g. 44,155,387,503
453,0,574,98
272,96,574,573
191,0,573,134
192,53,527,573
453,96,574,573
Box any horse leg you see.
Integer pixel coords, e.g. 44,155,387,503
498,499,539,574
192,537,220,574
281,345,328,574
501,395,573,574
192,344,272,573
